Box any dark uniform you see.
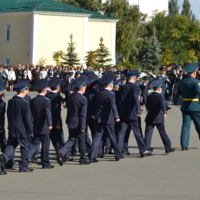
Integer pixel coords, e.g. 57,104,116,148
140,76,149,110
117,70,148,157
89,72,122,162
27,79,53,168
178,63,200,150
144,80,175,153
46,78,65,152
61,72,74,107
57,76,90,165
0,81,33,174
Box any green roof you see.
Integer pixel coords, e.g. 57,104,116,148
0,0,117,20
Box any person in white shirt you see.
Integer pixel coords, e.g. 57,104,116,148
39,67,47,79
23,66,32,81
8,66,16,91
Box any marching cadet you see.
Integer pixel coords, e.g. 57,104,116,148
0,80,33,174
89,72,123,162
178,63,200,150
135,73,142,86
144,79,175,154
121,76,127,85
45,77,65,156
171,66,182,105
117,70,150,157
56,76,90,165
62,72,74,107
75,71,81,78
84,73,99,138
140,76,149,111
157,66,171,110
27,79,54,169
115,71,121,80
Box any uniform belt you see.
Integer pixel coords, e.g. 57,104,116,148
183,98,199,101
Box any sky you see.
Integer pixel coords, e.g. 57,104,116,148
177,0,200,20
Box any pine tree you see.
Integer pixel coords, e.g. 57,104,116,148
181,0,193,20
169,0,179,15
85,51,98,67
95,37,112,68
141,36,162,72
62,34,80,66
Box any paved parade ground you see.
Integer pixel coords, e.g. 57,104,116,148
1,92,200,200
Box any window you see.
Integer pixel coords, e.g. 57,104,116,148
4,59,10,66
5,25,10,41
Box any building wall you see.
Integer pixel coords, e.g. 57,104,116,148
37,14,85,65
0,15,31,65
88,20,114,65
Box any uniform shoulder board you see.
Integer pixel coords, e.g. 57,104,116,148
44,97,50,100
109,91,114,95
198,83,200,86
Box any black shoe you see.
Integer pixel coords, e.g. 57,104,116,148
89,159,99,163
19,168,34,172
72,151,77,157
5,160,15,169
0,163,6,175
62,157,68,162
42,165,54,169
56,151,63,166
30,157,38,163
79,159,90,165
165,148,175,153
68,156,74,161
166,107,171,111
182,147,188,151
125,152,130,155
97,154,104,158
115,155,124,161
0,156,6,171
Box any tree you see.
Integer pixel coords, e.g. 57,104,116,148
141,36,162,72
181,0,193,20
52,50,64,65
160,47,174,66
62,34,80,66
56,0,103,12
184,49,198,63
37,56,47,66
104,0,146,61
85,51,98,67
95,37,112,68
169,0,179,15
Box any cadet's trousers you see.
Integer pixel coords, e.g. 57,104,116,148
0,133,7,152
181,111,200,148
28,134,50,167
59,129,86,160
2,137,29,170
123,125,132,153
50,128,65,151
117,120,146,154
89,123,122,160
145,123,171,150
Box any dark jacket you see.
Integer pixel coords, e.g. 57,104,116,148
45,91,63,128
7,96,33,138
30,95,52,135
94,88,119,125
119,82,141,121
66,92,87,130
145,92,166,124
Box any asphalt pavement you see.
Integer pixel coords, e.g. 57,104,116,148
0,92,200,200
